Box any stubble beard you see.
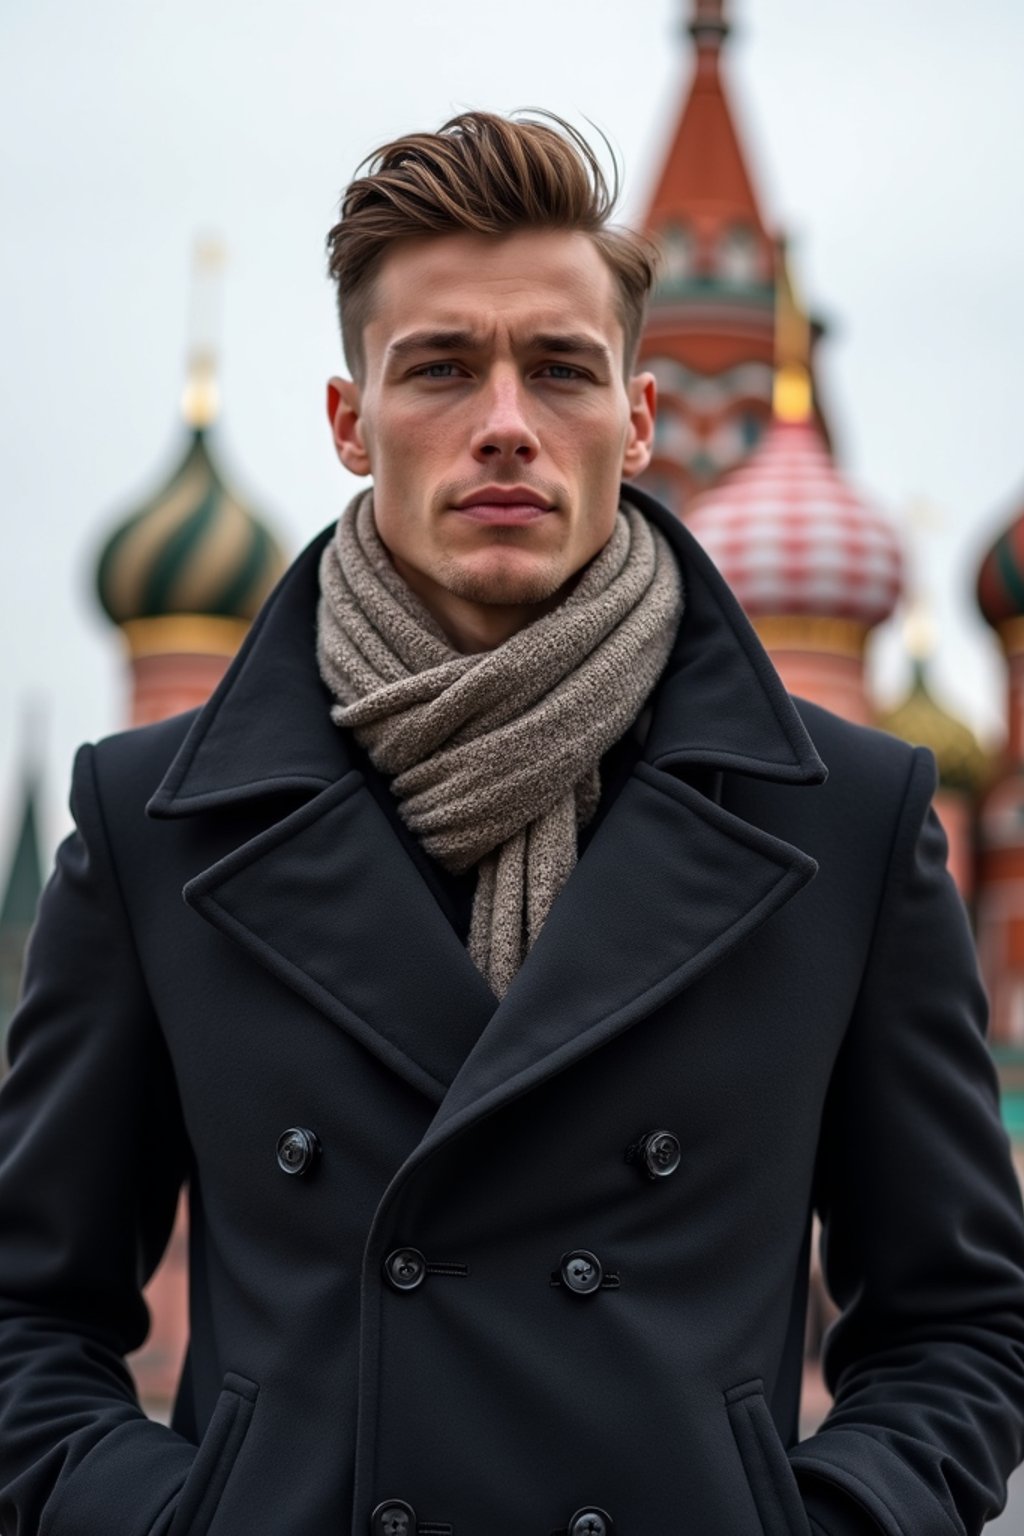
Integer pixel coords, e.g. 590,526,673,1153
432,538,571,610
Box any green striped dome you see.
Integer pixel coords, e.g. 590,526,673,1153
96,428,286,625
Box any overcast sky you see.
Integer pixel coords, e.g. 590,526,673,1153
2,0,1023,867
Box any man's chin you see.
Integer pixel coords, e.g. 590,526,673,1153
439,553,568,610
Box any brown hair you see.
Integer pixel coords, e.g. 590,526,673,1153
325,110,659,380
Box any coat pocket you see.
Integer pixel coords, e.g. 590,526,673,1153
725,1378,811,1536
166,1372,259,1536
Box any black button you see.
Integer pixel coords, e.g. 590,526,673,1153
569,1508,613,1536
384,1247,427,1292
276,1126,321,1177
560,1249,603,1295
638,1129,681,1179
370,1500,417,1536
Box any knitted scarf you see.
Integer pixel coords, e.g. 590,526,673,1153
316,489,684,998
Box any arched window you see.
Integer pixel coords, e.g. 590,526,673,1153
716,224,761,286
659,222,696,285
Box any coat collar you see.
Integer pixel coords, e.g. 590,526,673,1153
146,521,346,819
147,482,825,820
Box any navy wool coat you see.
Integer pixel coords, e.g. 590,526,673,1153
1,486,1023,1536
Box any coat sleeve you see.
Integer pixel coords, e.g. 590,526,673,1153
0,743,198,1536
790,745,1024,1536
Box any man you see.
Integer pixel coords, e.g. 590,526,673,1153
1,111,1022,1536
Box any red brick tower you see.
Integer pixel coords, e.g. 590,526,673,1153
975,485,1024,1181
975,487,1024,1141
636,0,829,513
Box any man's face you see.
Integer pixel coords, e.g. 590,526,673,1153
326,228,655,647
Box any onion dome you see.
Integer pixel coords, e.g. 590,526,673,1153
879,659,987,794
96,423,285,632
96,240,285,658
977,486,1024,641
686,418,902,630
686,246,902,639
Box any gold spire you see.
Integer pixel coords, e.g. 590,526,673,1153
772,239,813,423
900,497,944,664
181,236,226,429
903,593,938,662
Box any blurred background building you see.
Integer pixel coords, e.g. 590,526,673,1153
2,0,1022,1439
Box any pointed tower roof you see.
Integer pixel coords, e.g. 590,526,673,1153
0,768,43,937
644,0,771,267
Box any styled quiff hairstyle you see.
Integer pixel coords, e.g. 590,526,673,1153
326,110,659,381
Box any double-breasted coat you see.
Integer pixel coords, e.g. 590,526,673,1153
1,486,1024,1536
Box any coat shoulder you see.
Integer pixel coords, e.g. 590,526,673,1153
791,694,936,804
83,710,201,817
765,696,941,883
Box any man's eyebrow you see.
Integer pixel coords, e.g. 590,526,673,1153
528,333,613,365
386,330,482,360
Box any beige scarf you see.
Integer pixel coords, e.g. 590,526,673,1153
316,489,684,998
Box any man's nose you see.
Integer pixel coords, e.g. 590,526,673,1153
471,371,540,464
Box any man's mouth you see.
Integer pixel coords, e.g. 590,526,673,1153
451,487,555,525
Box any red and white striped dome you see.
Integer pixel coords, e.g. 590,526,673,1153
686,418,903,628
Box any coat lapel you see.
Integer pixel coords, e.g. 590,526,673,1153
148,487,827,1125
147,525,497,1104
180,773,497,1103
422,761,818,1143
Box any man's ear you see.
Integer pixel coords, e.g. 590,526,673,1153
622,371,656,479
326,376,371,477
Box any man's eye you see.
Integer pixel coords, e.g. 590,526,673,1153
540,364,585,381
416,362,461,379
